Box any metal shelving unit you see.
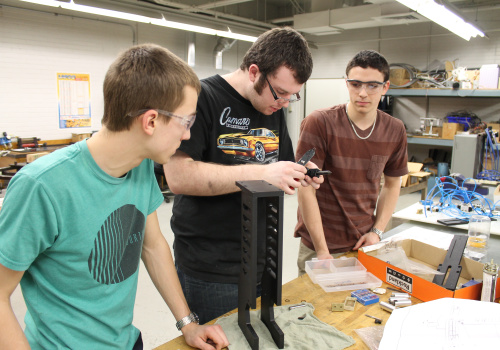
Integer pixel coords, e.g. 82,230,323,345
387,88,500,168
386,89,500,98
407,137,454,147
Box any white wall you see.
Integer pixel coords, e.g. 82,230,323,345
2,5,500,149
0,6,132,140
0,5,248,141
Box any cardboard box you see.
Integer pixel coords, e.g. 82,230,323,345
442,123,464,140
401,162,432,187
466,69,480,88
26,152,50,163
424,126,442,137
494,185,500,206
409,171,432,186
358,239,500,302
401,162,422,188
479,64,499,89
487,123,500,142
71,133,91,143
389,68,410,87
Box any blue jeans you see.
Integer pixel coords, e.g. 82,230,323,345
132,333,142,350
176,265,261,324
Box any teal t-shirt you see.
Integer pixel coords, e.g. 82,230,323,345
0,140,164,349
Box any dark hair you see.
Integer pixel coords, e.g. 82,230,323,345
240,27,313,93
102,43,201,132
345,50,390,82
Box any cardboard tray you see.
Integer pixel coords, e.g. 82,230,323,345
358,239,500,302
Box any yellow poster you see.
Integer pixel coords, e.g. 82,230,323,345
57,73,91,128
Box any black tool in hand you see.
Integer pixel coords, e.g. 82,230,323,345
306,168,332,178
290,148,315,190
297,148,331,178
291,148,331,190
297,148,316,166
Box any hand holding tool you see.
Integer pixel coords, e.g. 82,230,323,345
290,148,316,190
291,148,330,190
298,149,331,178
306,168,332,178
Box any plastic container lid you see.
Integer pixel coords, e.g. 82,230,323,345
318,272,382,293
305,257,382,292
305,257,366,283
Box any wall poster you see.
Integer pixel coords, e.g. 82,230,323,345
57,73,91,128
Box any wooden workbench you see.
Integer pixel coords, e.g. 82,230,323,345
399,178,428,200
0,139,71,167
154,258,421,350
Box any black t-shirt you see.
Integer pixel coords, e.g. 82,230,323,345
171,74,294,283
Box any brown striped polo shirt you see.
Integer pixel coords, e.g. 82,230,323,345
294,103,408,253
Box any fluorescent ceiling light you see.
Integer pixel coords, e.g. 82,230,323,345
19,0,258,42
196,0,253,10
395,0,485,41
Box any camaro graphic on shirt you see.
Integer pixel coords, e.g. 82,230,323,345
88,204,145,285
217,128,280,163
219,106,250,130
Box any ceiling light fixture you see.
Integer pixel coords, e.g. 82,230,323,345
395,0,485,41
20,0,258,42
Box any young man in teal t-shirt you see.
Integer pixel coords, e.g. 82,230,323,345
0,44,228,350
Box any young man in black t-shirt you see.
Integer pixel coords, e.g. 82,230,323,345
164,27,323,324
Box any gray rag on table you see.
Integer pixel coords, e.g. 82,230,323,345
215,303,355,350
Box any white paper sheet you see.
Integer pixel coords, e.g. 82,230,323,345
383,226,455,250
361,226,456,255
379,298,500,350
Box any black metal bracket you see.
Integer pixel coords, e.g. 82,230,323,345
432,235,468,290
236,180,284,350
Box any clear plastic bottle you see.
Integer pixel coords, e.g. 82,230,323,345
464,215,491,262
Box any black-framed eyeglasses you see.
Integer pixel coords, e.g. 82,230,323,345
346,79,387,95
266,77,300,103
127,109,196,130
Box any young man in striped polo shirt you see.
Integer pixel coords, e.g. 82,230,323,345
295,50,408,275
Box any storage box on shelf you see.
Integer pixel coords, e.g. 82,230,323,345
479,64,499,89
442,123,464,140
424,125,442,137
71,133,91,143
389,68,410,87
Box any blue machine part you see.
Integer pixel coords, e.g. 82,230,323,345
461,278,481,288
0,132,12,149
351,289,379,306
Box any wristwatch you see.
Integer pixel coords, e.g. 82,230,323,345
370,227,384,240
175,312,199,331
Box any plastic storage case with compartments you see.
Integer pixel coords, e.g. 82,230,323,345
305,257,382,293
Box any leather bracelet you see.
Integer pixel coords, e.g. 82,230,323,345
175,312,199,331
370,227,384,240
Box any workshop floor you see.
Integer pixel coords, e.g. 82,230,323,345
10,192,420,349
